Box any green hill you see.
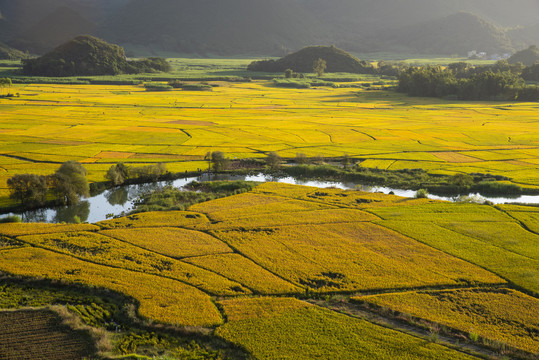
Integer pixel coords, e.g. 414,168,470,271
0,42,26,60
22,35,170,77
248,45,375,74
508,45,539,66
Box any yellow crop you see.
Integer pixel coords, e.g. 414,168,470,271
356,288,539,353
17,231,249,296
0,247,222,326
1,81,538,202
212,222,504,292
96,211,209,229
185,254,301,295
216,297,477,360
0,223,99,237
100,227,232,258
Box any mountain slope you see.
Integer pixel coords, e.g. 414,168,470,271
371,12,514,55
102,0,328,56
1,0,538,56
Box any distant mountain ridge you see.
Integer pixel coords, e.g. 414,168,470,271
0,0,538,56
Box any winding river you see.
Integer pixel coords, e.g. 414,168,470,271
1,173,538,224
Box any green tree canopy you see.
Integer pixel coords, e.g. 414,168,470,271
7,174,48,207
50,161,90,205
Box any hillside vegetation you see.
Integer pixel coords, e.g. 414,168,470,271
22,35,170,76
248,45,375,73
509,45,539,66
0,42,26,60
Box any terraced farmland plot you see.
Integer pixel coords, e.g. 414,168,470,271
185,253,301,295
99,227,232,258
356,288,539,353
377,221,539,293
217,297,479,360
17,231,249,296
0,309,98,360
0,247,222,326
211,222,504,292
1,82,539,201
96,211,209,229
189,192,333,222
500,205,539,234
369,202,539,293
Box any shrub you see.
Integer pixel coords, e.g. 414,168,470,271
144,82,173,91
415,189,429,199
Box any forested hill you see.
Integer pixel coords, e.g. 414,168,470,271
1,0,539,56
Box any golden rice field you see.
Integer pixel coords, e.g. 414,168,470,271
0,182,537,358
355,288,539,354
0,81,538,202
216,297,478,360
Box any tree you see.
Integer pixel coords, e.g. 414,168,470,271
0,78,12,96
284,69,294,78
7,174,48,207
106,162,130,185
209,151,229,172
50,161,89,205
313,58,327,77
266,152,282,170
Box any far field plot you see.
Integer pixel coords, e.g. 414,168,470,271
1,82,538,201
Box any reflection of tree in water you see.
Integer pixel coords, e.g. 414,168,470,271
22,208,49,223
131,181,174,198
53,201,90,223
105,187,129,206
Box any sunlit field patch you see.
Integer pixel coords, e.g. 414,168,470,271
216,297,478,360
0,247,222,326
185,254,301,295
100,227,233,258
96,211,209,229
211,222,503,292
355,288,539,353
17,231,248,296
0,81,537,200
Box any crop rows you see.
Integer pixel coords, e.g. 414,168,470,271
0,309,97,360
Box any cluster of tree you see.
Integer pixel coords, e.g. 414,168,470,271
106,163,167,186
7,161,89,208
22,35,171,77
508,45,539,66
205,152,229,172
0,77,12,96
522,64,539,81
397,65,539,101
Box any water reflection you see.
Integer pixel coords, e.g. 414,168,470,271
2,173,539,224
21,208,48,223
54,201,90,223
105,188,129,206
